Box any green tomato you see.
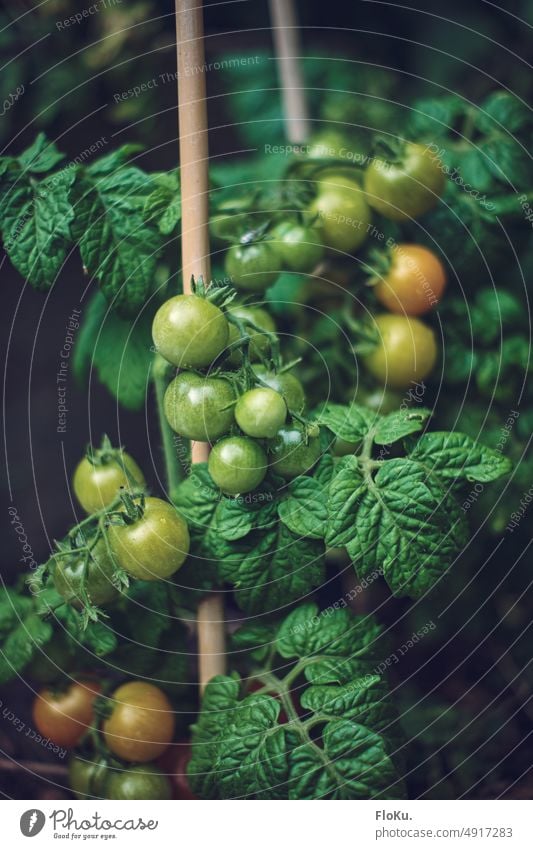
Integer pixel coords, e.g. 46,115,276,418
105,765,172,800
210,197,251,240
235,388,287,438
364,142,445,221
270,222,324,272
26,634,73,684
152,294,229,369
73,453,145,515
306,129,353,160
253,367,306,414
53,538,119,608
225,242,281,292
332,437,362,457
226,305,277,365
164,371,235,442
363,314,438,390
107,497,190,581
69,756,109,800
309,174,371,253
208,437,267,495
268,425,322,479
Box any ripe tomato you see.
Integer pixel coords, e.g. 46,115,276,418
73,453,145,515
226,305,277,365
253,367,306,414
107,497,189,581
309,174,371,253
164,371,235,442
53,539,119,608
152,294,229,369
235,388,287,439
225,241,280,292
33,680,101,748
271,221,324,272
208,437,268,495
268,425,322,479
364,142,445,221
106,764,172,800
102,681,175,763
69,755,109,799
374,244,446,315
363,314,438,389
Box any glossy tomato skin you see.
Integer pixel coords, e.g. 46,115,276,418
226,305,276,365
374,244,446,315
103,681,175,763
69,755,109,799
106,764,172,800
107,497,189,581
268,425,322,479
363,314,438,389
332,437,362,457
152,294,229,369
364,143,445,221
73,454,145,515
235,388,287,439
208,437,268,495
164,371,235,442
309,174,371,253
253,367,306,414
53,539,119,608
33,680,101,749
271,222,324,272
26,634,73,684
225,242,280,292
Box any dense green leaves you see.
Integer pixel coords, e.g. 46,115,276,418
0,590,53,683
409,431,513,484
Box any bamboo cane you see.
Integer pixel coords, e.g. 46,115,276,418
174,0,226,691
269,0,310,144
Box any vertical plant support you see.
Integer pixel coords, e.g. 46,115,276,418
174,0,226,690
269,0,310,144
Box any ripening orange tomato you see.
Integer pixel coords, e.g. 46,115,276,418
33,680,101,748
374,245,446,316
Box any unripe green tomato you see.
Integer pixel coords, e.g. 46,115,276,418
363,314,438,390
332,437,362,457
107,497,190,581
306,129,352,159
73,454,145,515
164,372,235,442
270,222,324,273
53,539,119,608
106,765,172,800
226,306,277,365
235,388,287,438
268,425,322,479
69,756,109,800
253,367,306,414
225,242,281,292
208,437,267,495
364,142,445,221
152,294,229,369
309,175,371,253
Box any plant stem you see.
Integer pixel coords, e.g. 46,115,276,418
153,365,184,495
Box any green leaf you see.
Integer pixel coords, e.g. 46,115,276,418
72,291,153,410
373,407,431,445
277,476,327,539
0,612,52,684
315,403,373,442
18,132,65,174
409,95,464,138
82,621,117,657
301,674,397,741
346,459,469,598
231,621,278,663
87,145,144,177
71,165,160,316
144,172,181,235
480,136,533,187
476,92,532,135
325,456,366,548
172,463,219,529
0,166,75,290
124,582,170,648
218,525,325,615
409,431,513,484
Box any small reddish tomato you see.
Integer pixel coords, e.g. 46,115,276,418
33,680,101,748
374,244,446,316
156,739,197,800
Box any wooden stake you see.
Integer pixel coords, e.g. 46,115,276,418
175,0,226,691
269,0,310,144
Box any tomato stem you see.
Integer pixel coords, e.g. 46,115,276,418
152,362,185,495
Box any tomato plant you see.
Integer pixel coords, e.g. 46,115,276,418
102,680,175,762
33,681,101,749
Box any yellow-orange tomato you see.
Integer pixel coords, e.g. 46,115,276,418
33,680,101,748
374,245,446,316
363,314,438,390
103,681,175,763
